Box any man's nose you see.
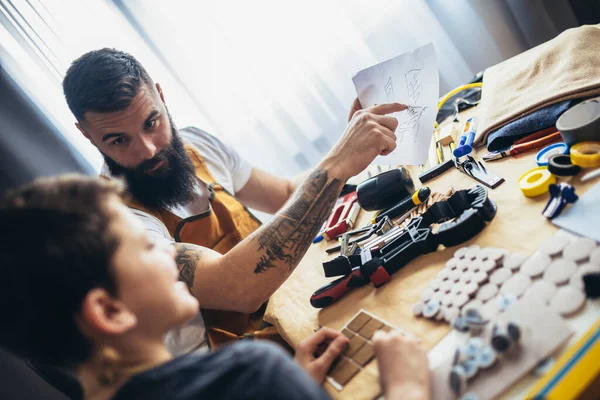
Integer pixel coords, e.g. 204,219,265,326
135,135,157,162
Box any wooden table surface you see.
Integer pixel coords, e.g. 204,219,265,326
264,110,600,399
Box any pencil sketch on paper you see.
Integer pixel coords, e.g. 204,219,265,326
397,69,426,143
384,77,395,103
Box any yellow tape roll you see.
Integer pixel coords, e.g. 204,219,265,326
570,142,600,168
518,167,557,197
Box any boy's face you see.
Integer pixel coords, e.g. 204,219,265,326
106,196,198,336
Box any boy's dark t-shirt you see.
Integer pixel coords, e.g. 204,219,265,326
112,341,331,400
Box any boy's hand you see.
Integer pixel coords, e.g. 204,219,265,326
294,327,349,383
373,330,430,400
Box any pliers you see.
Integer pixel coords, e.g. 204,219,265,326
482,128,562,161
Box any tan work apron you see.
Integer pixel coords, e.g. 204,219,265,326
126,144,277,348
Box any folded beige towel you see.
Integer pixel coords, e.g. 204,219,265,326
475,24,600,147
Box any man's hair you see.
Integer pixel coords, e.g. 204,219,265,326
63,48,154,121
0,175,126,368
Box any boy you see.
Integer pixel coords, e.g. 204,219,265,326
0,175,429,399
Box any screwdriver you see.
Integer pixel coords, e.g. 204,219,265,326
373,186,431,224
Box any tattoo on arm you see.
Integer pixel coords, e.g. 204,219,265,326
175,244,202,289
253,168,342,273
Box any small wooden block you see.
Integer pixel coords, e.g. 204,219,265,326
380,324,394,333
352,341,375,366
341,328,355,339
344,334,367,357
358,318,384,339
347,312,372,332
329,357,361,387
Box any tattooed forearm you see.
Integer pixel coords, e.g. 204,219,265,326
175,243,202,289
253,168,342,273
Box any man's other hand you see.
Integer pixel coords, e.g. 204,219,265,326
294,327,349,384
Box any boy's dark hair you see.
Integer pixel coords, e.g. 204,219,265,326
63,48,154,121
0,175,126,368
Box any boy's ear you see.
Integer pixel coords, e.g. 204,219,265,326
78,288,137,337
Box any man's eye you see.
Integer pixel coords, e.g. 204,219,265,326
145,119,157,129
111,137,126,146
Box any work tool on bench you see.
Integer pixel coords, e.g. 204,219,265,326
311,185,497,308
482,128,563,162
542,182,578,219
454,155,504,189
453,117,477,158
325,217,393,254
321,191,360,241
418,159,454,183
356,167,414,211
373,186,431,223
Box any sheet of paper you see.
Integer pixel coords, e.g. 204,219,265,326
352,42,439,165
553,181,600,241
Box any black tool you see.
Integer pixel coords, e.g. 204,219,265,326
356,168,414,211
418,159,454,183
455,155,504,189
325,217,392,254
375,186,431,223
310,185,497,308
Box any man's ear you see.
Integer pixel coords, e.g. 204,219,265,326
156,83,166,104
78,288,137,337
75,122,93,143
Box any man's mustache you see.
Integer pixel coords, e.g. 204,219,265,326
135,150,169,174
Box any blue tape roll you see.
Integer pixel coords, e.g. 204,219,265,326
536,143,569,166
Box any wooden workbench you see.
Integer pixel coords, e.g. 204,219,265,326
264,111,600,399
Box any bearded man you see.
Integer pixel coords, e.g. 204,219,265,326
63,48,404,354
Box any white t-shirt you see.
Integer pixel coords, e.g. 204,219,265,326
102,127,253,354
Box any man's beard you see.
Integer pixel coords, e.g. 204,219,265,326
103,117,199,210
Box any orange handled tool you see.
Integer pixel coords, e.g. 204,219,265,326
483,127,562,161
